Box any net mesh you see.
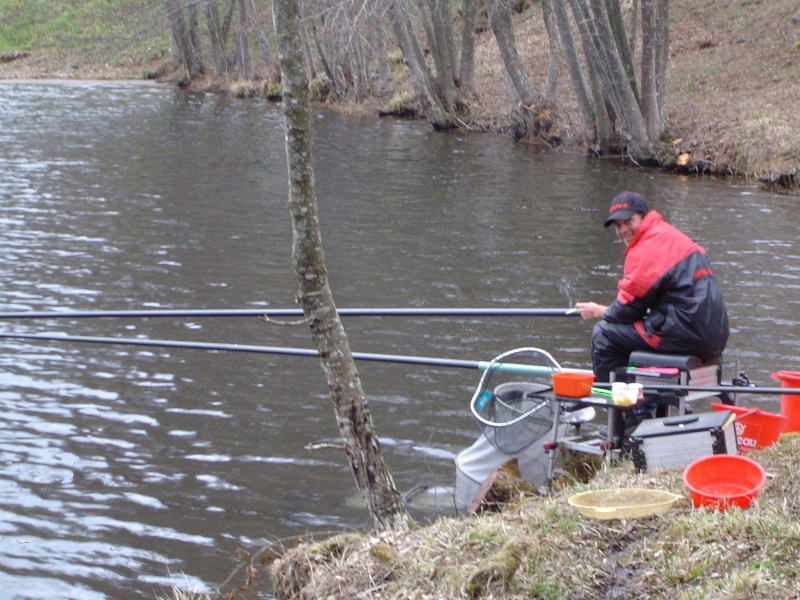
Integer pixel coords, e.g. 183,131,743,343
470,348,558,454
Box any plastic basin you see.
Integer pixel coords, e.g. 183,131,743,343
551,372,594,398
710,402,787,453
682,454,766,511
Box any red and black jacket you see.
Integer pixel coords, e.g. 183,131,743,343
603,211,729,360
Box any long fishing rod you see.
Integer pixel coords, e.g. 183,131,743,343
1,331,799,395
0,331,582,377
0,307,579,320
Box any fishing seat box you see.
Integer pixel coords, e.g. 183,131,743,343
629,410,737,472
623,351,723,412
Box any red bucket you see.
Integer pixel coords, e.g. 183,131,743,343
682,454,766,511
771,371,800,433
710,403,787,453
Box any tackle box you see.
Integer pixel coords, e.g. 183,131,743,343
629,410,737,472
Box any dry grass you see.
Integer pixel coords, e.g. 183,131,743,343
264,433,800,599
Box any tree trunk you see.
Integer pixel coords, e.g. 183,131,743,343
550,0,597,140
487,0,538,108
654,0,670,127
457,0,478,95
187,2,206,77
640,0,659,139
310,19,336,86
272,0,413,533
425,0,459,109
568,1,615,146
628,0,640,57
236,0,253,79
221,0,236,48
374,18,391,97
257,29,274,80
605,0,637,102
205,0,228,78
299,20,317,81
586,0,652,155
163,0,204,79
553,0,659,158
349,38,365,102
568,0,623,118
585,55,615,148
385,0,454,128
591,0,657,161
540,0,561,102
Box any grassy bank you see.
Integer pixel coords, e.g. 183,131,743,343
0,0,168,77
266,434,800,599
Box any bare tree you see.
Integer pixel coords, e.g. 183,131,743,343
457,0,479,95
540,0,561,102
487,0,538,107
272,0,413,532
163,0,205,78
385,0,455,127
310,16,338,88
653,0,670,128
424,0,459,108
382,0,487,128
548,0,670,160
305,0,363,99
205,0,229,78
372,16,391,97
236,0,254,79
299,15,318,81
550,0,592,130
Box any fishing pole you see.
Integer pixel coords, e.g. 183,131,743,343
0,307,579,319
1,331,797,395
0,331,584,377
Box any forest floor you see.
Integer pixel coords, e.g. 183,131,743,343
1,0,798,189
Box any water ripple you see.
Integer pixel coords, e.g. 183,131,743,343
0,81,796,599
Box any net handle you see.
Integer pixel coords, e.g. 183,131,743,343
469,347,563,422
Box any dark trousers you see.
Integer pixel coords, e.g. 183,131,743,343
590,320,655,382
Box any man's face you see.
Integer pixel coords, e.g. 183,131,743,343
612,213,643,246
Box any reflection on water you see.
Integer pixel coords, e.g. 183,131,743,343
0,81,798,598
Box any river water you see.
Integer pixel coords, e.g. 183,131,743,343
0,81,797,599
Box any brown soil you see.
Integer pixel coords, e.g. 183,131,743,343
1,0,798,188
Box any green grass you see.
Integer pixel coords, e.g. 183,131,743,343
0,0,168,64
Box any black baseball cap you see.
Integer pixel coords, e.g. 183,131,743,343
603,191,650,227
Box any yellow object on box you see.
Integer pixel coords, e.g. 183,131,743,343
612,382,640,406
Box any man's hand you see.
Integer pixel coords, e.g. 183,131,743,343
574,302,607,321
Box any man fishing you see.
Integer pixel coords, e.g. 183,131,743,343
574,191,730,383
